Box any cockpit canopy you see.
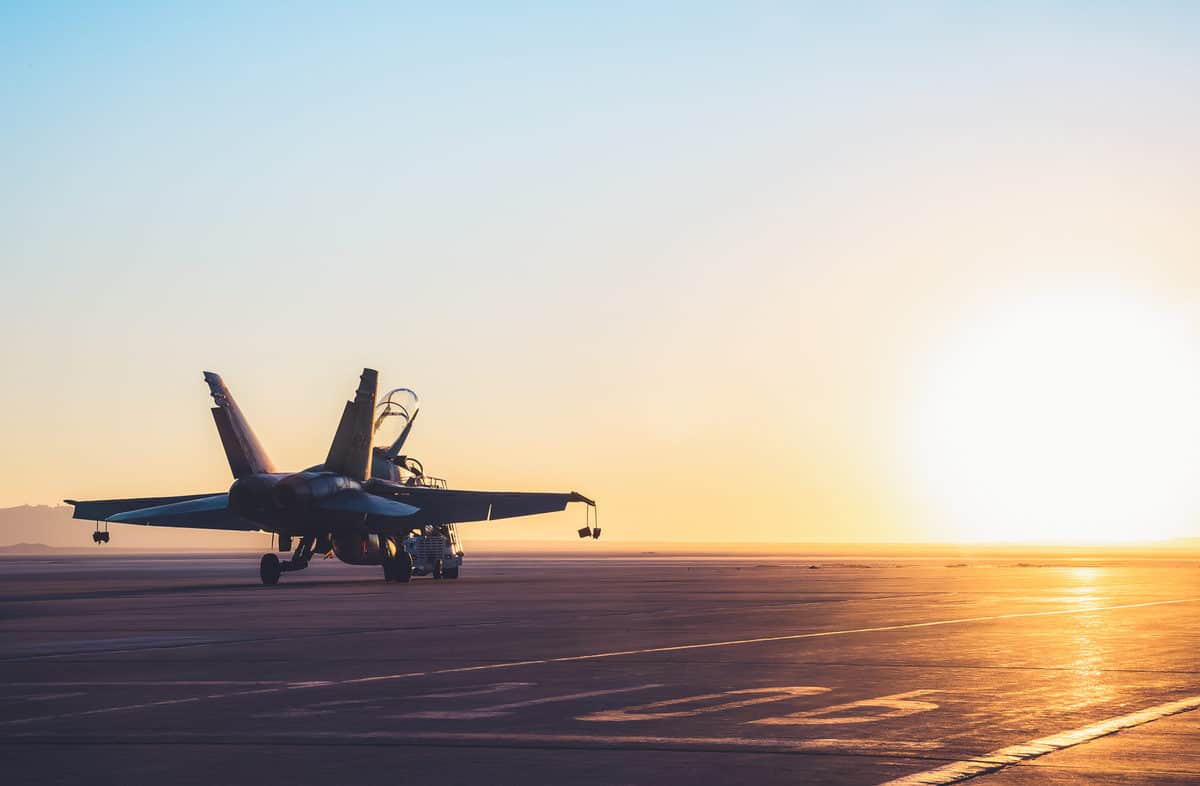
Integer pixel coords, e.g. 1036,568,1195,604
373,388,419,454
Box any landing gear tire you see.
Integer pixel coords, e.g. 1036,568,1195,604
260,553,282,586
432,559,444,579
443,566,459,579
386,552,413,584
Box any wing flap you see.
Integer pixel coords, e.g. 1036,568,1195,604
488,492,578,520
363,484,589,525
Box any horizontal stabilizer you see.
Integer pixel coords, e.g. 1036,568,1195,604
67,494,224,522
319,490,419,518
65,494,258,532
108,494,230,523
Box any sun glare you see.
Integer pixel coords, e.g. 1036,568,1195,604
909,290,1200,543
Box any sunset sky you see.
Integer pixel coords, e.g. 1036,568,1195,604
4,4,1200,545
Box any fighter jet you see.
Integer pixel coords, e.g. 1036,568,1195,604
66,369,597,585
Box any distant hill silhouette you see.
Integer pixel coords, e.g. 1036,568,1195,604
0,542,72,554
0,505,84,548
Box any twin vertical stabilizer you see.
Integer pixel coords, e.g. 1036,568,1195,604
204,368,378,482
204,371,275,479
322,368,379,481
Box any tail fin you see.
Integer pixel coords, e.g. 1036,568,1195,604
323,368,379,481
204,371,275,479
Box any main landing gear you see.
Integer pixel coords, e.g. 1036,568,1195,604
260,553,281,585
260,535,316,586
382,549,413,584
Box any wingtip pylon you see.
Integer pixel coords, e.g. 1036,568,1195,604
569,491,596,507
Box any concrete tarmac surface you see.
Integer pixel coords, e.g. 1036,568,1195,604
1,553,1198,785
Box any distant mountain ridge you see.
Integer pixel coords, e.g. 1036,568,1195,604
0,542,74,554
0,505,83,549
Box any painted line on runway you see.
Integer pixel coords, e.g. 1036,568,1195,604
877,694,1200,785
5,681,292,687
7,692,87,701
424,597,1200,677
394,684,663,719
378,730,943,754
0,684,333,726
6,728,944,755
579,686,831,722
2,596,1195,727
412,682,534,700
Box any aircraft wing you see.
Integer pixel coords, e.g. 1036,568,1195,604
362,482,593,528
64,495,262,532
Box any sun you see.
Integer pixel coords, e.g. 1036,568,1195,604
907,289,1200,544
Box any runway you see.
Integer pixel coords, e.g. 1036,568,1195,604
2,553,1198,785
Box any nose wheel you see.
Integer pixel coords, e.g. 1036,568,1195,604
260,553,281,585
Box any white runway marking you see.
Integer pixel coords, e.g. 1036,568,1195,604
396,684,662,719
579,686,830,722
9,727,944,754
5,681,290,687
2,596,1194,727
389,731,942,755
251,708,334,720
412,682,534,700
751,690,941,726
460,598,1197,670
308,698,381,708
878,694,1200,785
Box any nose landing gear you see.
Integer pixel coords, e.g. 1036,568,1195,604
92,523,110,544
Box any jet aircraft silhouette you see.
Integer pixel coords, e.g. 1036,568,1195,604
67,369,596,584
